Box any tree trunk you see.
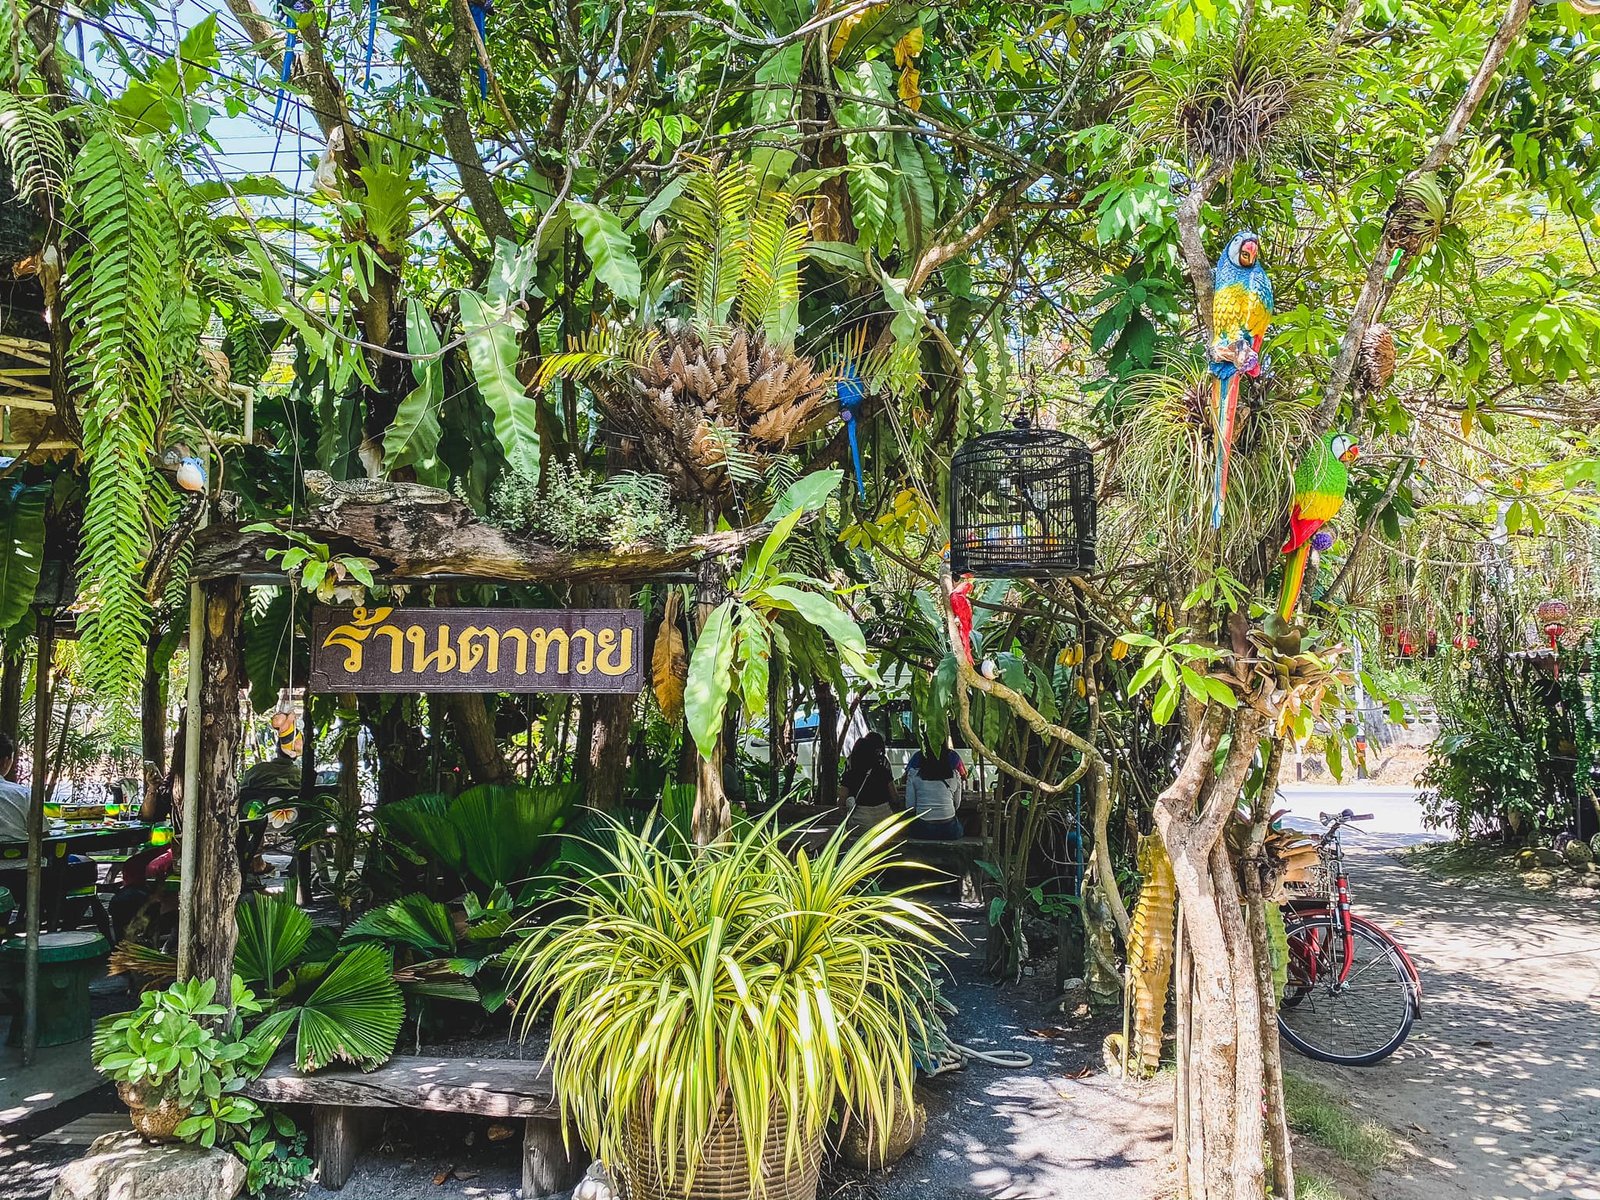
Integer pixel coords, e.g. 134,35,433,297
140,632,168,806
1154,707,1272,1200
183,577,244,997
690,557,731,844
816,680,840,807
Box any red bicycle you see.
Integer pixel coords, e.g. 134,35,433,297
1277,809,1422,1066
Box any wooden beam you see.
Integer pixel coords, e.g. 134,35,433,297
193,481,779,584
245,1055,561,1117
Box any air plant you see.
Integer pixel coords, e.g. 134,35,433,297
1383,172,1450,257
1130,16,1342,166
1111,361,1316,564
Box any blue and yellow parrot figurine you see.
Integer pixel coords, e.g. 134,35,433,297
838,362,867,501
1208,230,1273,529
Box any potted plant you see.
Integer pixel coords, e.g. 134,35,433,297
93,976,285,1143
511,816,948,1200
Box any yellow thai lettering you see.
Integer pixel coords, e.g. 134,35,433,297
571,629,596,674
594,627,634,677
458,626,500,673
527,627,570,673
320,607,395,672
406,624,458,674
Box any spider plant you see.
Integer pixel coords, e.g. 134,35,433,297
509,816,948,1197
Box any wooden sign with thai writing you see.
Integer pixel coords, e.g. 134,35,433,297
308,607,644,693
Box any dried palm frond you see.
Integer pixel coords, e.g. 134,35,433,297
1357,323,1396,394
1131,16,1341,165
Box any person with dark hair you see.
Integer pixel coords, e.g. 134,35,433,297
839,731,899,831
0,732,27,842
903,743,966,840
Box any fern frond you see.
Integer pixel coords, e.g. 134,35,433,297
65,130,175,699
739,190,810,349
0,91,66,202
535,326,659,389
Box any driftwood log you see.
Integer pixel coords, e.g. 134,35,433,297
193,472,774,584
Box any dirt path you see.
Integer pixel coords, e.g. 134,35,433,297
1292,835,1600,1200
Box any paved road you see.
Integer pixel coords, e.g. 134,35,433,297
1277,784,1600,1200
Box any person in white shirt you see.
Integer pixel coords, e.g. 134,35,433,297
0,733,30,843
903,745,966,840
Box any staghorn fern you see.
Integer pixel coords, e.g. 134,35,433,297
65,129,179,699
0,90,66,204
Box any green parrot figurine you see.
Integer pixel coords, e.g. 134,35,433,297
1277,432,1360,620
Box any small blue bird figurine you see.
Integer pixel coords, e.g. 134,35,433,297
837,363,866,501
1207,230,1274,529
272,1,314,126
175,457,207,494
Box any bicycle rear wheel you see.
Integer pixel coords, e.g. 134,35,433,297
1278,912,1416,1066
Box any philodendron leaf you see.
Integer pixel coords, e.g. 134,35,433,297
684,601,739,758
382,297,445,486
569,201,641,305
459,288,539,475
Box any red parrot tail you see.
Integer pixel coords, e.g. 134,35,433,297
1278,542,1311,621
1281,512,1323,555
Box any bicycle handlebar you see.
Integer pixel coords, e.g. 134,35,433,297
1317,808,1374,826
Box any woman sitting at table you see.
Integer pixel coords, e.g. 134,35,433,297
902,744,966,840
839,732,899,831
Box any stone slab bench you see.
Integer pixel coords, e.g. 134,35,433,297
244,1055,582,1195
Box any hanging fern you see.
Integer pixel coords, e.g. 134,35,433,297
65,129,177,698
0,90,66,204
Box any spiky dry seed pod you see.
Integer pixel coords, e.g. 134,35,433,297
1357,324,1396,394
593,327,834,499
1384,173,1448,256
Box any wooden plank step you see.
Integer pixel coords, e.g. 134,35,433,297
244,1055,559,1119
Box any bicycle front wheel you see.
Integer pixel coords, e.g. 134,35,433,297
1278,912,1416,1066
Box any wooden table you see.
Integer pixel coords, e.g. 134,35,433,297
0,823,152,930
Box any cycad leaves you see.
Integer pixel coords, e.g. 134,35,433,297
383,297,445,485
66,129,173,699
0,481,47,632
459,288,540,475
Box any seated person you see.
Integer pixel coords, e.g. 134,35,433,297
839,733,899,831
903,744,966,840
0,732,98,924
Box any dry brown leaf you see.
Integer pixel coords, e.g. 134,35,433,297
653,590,688,724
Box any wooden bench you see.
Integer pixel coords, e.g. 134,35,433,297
244,1055,583,1195
901,836,985,902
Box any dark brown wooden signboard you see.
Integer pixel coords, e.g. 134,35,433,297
308,607,644,693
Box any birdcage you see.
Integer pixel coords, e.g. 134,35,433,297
949,422,1096,578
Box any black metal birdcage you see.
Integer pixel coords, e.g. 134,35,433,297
949,422,1096,578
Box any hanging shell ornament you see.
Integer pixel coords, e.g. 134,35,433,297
1356,323,1396,394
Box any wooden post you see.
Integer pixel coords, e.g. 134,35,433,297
314,1104,361,1191
21,610,53,1067
175,485,209,980
523,1117,582,1197
181,576,245,997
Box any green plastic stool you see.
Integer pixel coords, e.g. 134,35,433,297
2,930,109,1047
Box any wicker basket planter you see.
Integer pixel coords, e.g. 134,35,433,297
622,1103,823,1200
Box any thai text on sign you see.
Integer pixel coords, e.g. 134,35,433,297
308,607,644,693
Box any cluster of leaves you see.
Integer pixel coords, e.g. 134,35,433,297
489,457,690,551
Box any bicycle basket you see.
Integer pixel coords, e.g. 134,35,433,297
1280,860,1331,899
